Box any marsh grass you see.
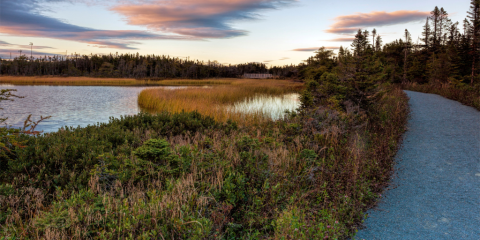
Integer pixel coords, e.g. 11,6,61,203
0,76,238,86
138,79,304,124
0,85,409,239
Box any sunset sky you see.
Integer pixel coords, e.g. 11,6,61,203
0,0,470,66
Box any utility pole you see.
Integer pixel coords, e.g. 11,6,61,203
19,50,22,57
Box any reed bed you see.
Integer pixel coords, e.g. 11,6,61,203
0,76,238,86
138,79,304,124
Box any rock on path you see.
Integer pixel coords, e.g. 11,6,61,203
355,90,480,239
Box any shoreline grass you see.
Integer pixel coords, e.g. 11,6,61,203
138,79,304,124
0,76,239,86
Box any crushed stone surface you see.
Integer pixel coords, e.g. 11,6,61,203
355,90,480,239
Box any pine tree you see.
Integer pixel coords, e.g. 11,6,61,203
422,17,431,49
468,0,480,85
375,35,383,52
431,7,441,49
438,8,449,46
404,29,412,83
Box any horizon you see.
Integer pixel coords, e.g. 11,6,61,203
0,0,470,66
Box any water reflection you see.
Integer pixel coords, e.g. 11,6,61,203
0,85,300,133
0,85,182,133
228,93,300,120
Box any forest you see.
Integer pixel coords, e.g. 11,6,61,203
0,53,298,79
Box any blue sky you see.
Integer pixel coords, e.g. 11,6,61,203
0,0,471,66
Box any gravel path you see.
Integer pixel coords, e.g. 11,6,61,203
355,90,480,239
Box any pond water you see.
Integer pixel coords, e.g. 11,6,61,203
229,93,300,120
0,85,299,133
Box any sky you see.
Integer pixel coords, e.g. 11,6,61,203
0,0,471,66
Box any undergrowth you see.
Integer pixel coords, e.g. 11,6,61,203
402,82,480,111
0,82,408,239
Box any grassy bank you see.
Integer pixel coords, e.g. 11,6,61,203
0,76,238,86
0,83,408,239
138,79,304,124
402,82,480,111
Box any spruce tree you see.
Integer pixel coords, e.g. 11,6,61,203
468,0,480,85
422,18,431,49
431,7,441,48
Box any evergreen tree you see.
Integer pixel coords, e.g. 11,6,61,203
431,6,441,48
468,0,480,85
404,29,412,83
422,17,432,49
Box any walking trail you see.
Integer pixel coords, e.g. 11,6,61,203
355,90,480,239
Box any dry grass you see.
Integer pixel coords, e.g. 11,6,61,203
138,79,304,124
0,76,238,86
402,82,480,111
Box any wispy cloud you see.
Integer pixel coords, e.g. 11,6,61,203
326,10,429,34
325,37,355,42
111,0,297,38
0,49,58,59
279,57,289,60
292,46,340,52
0,0,191,50
0,40,55,50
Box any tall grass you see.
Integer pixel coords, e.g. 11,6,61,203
138,79,304,124
0,85,409,239
402,82,480,111
0,76,238,86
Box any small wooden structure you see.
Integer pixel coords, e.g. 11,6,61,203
243,73,273,79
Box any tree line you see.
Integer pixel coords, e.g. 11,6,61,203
299,2,479,111
0,53,298,79
300,2,479,88
1,2,478,85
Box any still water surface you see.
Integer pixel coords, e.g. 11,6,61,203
0,85,299,133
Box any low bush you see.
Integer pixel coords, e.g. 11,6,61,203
0,83,408,239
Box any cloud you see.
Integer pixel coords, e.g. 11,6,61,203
0,0,191,50
0,40,55,50
325,37,355,42
111,0,296,38
264,60,273,62
0,49,58,59
326,10,429,34
292,46,340,52
279,57,289,60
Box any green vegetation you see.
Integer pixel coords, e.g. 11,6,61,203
2,2,479,239
0,55,297,79
0,87,408,239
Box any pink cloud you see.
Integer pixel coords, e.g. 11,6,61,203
325,37,355,42
326,10,430,34
111,0,295,38
292,47,340,52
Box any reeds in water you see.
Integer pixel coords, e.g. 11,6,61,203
137,79,304,124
